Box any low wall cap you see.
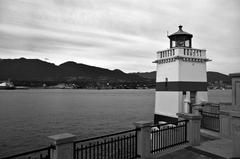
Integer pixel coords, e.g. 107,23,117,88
229,73,240,77
177,113,202,119
48,133,76,145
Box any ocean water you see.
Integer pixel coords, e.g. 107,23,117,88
0,89,231,157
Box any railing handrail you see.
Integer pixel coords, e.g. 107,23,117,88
150,120,188,128
202,102,220,107
202,111,219,115
0,145,55,159
74,128,139,144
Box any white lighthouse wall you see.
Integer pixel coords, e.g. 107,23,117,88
156,61,179,82
179,61,207,82
155,91,181,118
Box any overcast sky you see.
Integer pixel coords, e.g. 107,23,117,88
0,0,239,74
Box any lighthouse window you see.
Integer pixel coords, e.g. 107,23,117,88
185,40,190,47
172,41,176,47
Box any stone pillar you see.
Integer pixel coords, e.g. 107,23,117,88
48,133,76,159
177,113,202,146
134,121,152,159
230,73,240,107
230,111,240,158
219,110,231,139
192,104,203,115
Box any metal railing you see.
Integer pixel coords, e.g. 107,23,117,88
150,120,188,153
73,128,139,159
201,111,220,132
0,145,55,159
201,103,220,132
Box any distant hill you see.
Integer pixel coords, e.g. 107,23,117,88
129,71,156,80
0,58,231,88
207,71,231,84
0,58,145,82
131,71,231,84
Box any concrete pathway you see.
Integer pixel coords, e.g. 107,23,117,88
193,137,233,159
158,129,233,159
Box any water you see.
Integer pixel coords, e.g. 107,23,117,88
0,89,231,157
0,89,155,157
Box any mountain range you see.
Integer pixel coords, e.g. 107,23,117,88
0,58,145,82
0,58,231,86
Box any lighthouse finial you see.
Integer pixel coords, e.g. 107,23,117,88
179,25,183,30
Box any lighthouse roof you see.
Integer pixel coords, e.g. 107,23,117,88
168,25,193,38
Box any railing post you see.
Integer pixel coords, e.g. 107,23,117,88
48,133,76,159
230,111,240,158
177,113,202,146
219,109,231,139
134,121,152,159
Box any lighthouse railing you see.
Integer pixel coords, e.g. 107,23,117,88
150,120,188,154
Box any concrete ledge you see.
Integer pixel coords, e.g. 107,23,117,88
48,133,76,145
134,121,153,128
230,111,240,118
177,113,202,120
219,110,230,116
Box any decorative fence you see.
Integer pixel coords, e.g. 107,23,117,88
201,103,220,132
73,129,139,159
0,145,55,159
150,120,188,154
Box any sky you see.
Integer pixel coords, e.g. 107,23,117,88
0,0,239,74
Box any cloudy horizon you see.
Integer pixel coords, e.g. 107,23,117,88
0,0,239,74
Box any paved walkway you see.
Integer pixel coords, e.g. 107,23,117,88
159,129,233,159
193,138,232,159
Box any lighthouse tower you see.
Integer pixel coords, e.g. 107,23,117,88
154,25,210,123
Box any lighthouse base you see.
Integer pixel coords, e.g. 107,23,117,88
154,114,178,124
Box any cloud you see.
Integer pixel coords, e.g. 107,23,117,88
0,0,239,73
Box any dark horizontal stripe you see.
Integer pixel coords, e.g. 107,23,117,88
154,114,178,124
156,81,207,91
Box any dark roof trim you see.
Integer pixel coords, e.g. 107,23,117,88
168,25,193,38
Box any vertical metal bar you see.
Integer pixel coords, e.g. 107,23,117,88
152,130,154,152
135,130,137,157
117,137,120,159
96,141,99,159
158,130,160,151
76,147,79,159
104,139,107,158
93,143,95,159
73,143,76,159
110,138,113,159
48,146,51,159
89,143,91,159
101,142,103,159
124,136,126,158
126,135,129,158
129,134,132,158
107,139,110,159
81,145,83,159
185,121,187,142
85,145,88,159
114,138,117,159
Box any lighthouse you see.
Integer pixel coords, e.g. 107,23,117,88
154,25,210,123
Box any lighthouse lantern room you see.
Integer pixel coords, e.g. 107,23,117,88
154,25,210,123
